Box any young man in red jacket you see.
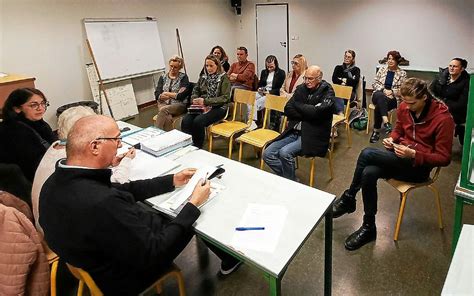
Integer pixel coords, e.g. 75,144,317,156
333,78,455,250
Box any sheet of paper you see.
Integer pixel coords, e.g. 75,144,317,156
117,149,179,181
167,166,221,211
231,204,288,253
122,126,164,146
0,72,8,78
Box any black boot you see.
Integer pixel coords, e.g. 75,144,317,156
369,131,380,143
332,190,356,218
344,215,377,251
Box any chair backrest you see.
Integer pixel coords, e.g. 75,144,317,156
332,84,353,120
263,94,289,131
66,263,103,296
232,89,256,124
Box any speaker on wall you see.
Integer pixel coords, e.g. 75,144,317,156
230,0,242,15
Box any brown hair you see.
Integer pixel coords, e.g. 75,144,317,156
237,46,248,54
400,78,433,100
204,55,223,74
293,54,308,70
210,45,228,61
387,50,402,64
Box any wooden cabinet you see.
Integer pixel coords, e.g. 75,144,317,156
0,74,36,112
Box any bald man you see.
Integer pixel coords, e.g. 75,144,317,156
263,66,335,180
39,115,214,295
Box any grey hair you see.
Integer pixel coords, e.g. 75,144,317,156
57,106,96,140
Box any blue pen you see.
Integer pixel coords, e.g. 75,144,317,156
235,227,265,231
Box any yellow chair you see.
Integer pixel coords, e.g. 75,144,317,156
66,263,186,296
237,94,289,169
299,147,334,187
208,88,256,158
385,167,443,241
366,103,395,134
152,113,185,130
331,84,353,147
45,246,59,296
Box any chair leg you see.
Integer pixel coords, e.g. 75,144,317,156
173,270,187,296
394,192,408,241
238,142,243,162
77,281,84,296
366,107,372,134
346,122,352,147
327,150,334,180
429,184,443,229
50,260,59,296
208,131,213,153
228,136,234,159
309,158,315,187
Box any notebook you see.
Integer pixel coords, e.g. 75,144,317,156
140,129,192,157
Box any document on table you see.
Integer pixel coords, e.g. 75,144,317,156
231,204,288,253
122,126,164,146
116,143,180,181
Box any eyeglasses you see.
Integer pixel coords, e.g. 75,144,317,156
94,136,122,145
291,61,300,66
25,100,50,110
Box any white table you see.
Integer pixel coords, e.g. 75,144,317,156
442,224,474,295
146,149,335,295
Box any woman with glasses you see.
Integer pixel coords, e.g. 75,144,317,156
154,55,190,131
332,49,361,115
269,54,308,131
0,88,57,181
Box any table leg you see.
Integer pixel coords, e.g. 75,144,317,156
452,195,465,254
268,276,281,296
325,208,333,296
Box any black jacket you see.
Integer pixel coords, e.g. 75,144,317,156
430,68,470,124
332,64,360,90
257,68,286,95
40,166,200,295
0,116,56,181
278,80,335,157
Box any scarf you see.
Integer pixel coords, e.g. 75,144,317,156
206,73,220,98
342,63,356,79
162,72,185,93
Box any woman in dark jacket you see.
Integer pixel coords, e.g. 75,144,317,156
430,57,470,145
0,88,56,181
247,55,285,130
332,49,360,115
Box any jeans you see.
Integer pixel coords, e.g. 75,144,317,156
263,132,302,181
347,147,431,216
181,107,227,149
372,91,397,129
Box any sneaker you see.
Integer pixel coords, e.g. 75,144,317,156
383,122,392,134
220,259,242,275
247,121,258,131
344,223,377,251
369,131,380,143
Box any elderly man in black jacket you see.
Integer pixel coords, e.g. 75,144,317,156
40,115,216,295
263,66,335,181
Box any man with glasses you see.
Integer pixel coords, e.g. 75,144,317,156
263,66,335,181
40,115,216,295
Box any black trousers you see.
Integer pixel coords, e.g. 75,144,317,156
181,107,227,149
372,91,397,129
347,147,431,216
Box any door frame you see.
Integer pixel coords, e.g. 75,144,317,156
255,3,290,72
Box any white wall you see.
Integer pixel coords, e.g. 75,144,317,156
0,0,4,70
240,0,473,84
1,0,237,128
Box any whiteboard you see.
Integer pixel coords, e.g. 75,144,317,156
84,18,166,82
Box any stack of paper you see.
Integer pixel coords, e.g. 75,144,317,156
122,126,164,147
141,129,192,157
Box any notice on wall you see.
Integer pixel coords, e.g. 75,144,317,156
86,63,139,120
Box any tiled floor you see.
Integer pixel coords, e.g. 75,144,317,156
66,104,474,295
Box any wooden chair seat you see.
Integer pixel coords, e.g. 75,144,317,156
238,129,280,148
210,121,248,138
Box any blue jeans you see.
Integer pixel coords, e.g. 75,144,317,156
263,132,301,181
348,147,431,216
